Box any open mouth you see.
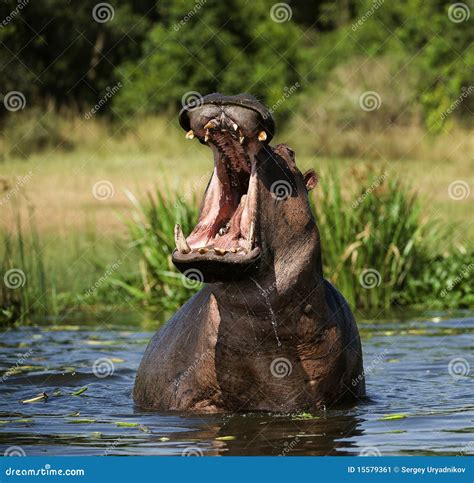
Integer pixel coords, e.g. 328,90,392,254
172,110,267,279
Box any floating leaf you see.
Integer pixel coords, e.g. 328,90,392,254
378,413,408,421
68,419,97,424
22,392,48,403
159,437,170,441
115,422,140,428
71,386,88,396
215,436,236,441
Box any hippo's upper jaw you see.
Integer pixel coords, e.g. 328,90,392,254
172,94,274,282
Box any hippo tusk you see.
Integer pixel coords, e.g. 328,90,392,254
185,130,194,139
258,131,267,142
174,223,191,254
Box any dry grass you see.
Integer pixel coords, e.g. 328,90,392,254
0,113,472,243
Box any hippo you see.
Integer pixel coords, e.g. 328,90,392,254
133,93,365,412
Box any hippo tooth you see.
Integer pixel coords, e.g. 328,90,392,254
204,129,209,142
214,247,227,255
239,136,245,144
245,221,255,250
204,121,216,130
198,247,209,254
174,223,191,254
258,131,267,142
232,123,238,131
185,130,194,139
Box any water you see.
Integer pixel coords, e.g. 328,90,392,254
0,311,472,456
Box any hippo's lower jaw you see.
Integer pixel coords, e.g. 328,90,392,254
172,106,265,282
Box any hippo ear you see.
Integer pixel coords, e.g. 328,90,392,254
303,169,318,191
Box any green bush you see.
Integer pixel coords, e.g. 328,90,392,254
113,0,305,122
